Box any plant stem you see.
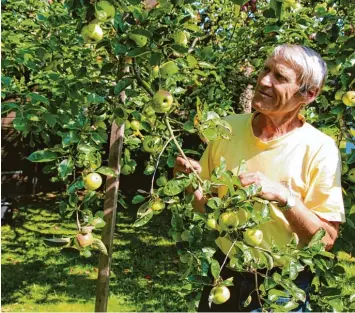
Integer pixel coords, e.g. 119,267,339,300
76,208,81,232
164,116,204,185
254,272,263,309
220,240,237,272
150,136,175,195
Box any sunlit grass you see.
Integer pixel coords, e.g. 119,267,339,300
1,195,190,312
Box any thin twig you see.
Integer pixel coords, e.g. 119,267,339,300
76,208,81,232
188,37,200,53
150,136,176,195
220,240,237,272
164,116,204,185
254,272,263,309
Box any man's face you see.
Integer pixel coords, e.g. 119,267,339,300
251,57,306,115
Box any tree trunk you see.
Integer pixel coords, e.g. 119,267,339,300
95,121,124,312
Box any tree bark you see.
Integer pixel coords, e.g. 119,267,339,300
95,121,124,312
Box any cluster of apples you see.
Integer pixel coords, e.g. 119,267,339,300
81,0,115,43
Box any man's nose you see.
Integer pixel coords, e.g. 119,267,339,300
259,72,272,87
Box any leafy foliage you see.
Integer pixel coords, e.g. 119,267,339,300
2,0,355,311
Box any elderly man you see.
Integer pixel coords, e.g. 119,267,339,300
174,44,345,312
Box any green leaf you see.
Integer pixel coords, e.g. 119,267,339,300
42,113,57,127
307,228,326,248
268,289,288,302
114,78,133,95
210,259,221,280
127,48,149,57
87,93,105,104
1,76,12,86
1,102,18,114
58,158,74,179
60,131,80,147
133,210,154,227
92,238,108,255
114,43,127,55
230,0,248,5
13,118,27,131
96,166,117,177
132,195,146,204
207,197,221,210
163,178,191,196
29,93,50,105
68,178,84,193
43,238,70,247
27,150,58,162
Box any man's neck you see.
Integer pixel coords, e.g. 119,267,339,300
252,111,303,141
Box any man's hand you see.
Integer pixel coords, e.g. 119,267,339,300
239,171,288,205
173,155,205,213
173,155,202,177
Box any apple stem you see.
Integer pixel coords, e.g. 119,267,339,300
164,116,204,185
150,136,175,195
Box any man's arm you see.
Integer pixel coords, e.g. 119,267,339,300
239,171,340,250
282,198,340,250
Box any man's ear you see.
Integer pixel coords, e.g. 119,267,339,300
305,88,319,104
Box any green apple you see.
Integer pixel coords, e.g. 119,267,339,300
181,230,191,241
328,63,342,76
152,90,173,113
179,253,193,264
95,0,115,22
84,173,103,190
156,176,168,187
172,31,188,46
81,23,103,43
218,212,239,232
151,65,159,78
243,228,263,247
128,33,148,47
160,61,179,78
210,286,230,305
342,163,349,175
335,90,345,101
348,168,355,183
342,91,355,107
151,199,165,212
206,218,218,230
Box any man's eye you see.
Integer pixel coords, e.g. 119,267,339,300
275,73,285,80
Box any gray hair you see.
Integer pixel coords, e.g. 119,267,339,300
269,44,327,96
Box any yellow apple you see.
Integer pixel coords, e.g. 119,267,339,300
81,23,103,43
342,91,355,107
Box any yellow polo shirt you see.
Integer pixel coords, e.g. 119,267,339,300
199,113,345,254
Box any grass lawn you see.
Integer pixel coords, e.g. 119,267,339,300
2,193,355,312
1,193,190,312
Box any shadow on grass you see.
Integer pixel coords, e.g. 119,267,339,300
1,194,190,312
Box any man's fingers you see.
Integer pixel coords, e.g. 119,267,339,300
174,156,201,174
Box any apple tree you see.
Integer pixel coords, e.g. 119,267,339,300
1,0,355,311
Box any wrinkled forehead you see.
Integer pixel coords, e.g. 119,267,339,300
265,56,301,74
264,56,301,79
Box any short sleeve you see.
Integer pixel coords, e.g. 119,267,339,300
199,141,215,181
304,141,345,222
